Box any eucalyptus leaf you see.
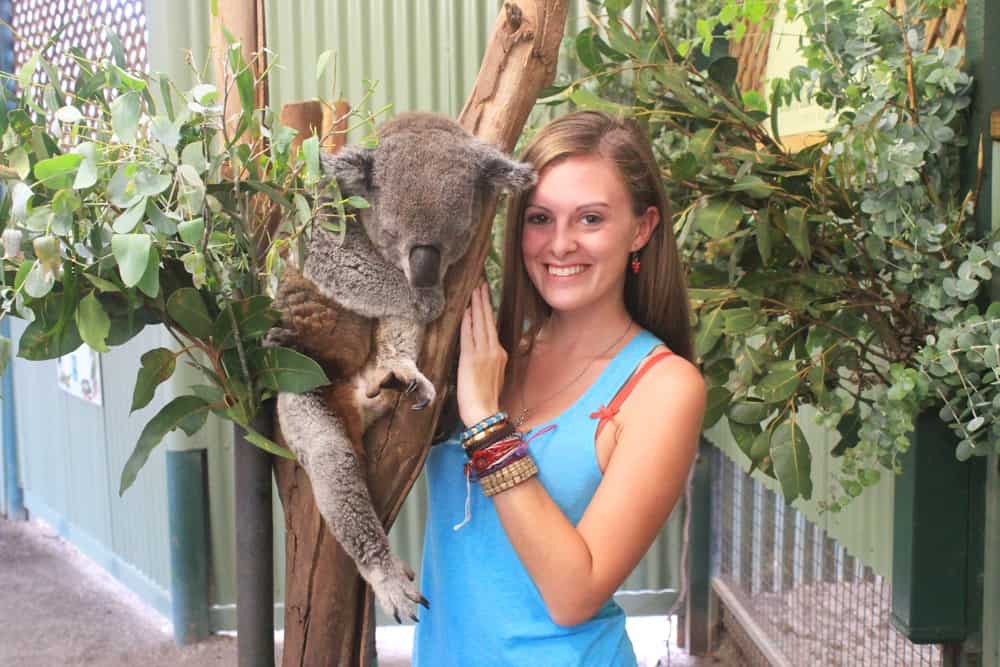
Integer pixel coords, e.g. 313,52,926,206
251,347,330,393
113,197,148,234
181,141,208,174
111,234,152,288
119,395,211,495
703,386,733,428
707,56,738,90
34,154,83,190
130,347,177,412
212,295,281,349
150,115,180,149
694,305,725,358
18,316,83,361
108,164,142,208
569,88,628,114
756,209,772,263
75,291,111,352
135,170,172,197
302,135,321,185
147,201,179,236
771,420,813,501
757,366,801,403
241,427,296,460
178,218,205,245
166,287,214,340
23,260,55,298
110,91,141,144
176,164,206,216
729,400,771,425
136,247,160,299
576,28,604,72
693,198,743,239
784,207,811,260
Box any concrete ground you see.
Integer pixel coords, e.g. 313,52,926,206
0,517,739,666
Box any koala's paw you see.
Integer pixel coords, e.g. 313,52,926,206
361,555,430,624
364,360,436,410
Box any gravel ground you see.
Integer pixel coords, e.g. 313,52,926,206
0,517,740,666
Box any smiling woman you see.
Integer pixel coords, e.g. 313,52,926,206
413,111,706,667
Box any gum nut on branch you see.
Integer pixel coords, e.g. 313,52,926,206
2,229,23,261
33,235,62,277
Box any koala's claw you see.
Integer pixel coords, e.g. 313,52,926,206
366,555,426,625
365,362,436,409
419,595,430,609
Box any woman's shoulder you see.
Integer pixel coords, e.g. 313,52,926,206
625,341,706,419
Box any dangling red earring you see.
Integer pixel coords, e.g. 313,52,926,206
630,251,641,275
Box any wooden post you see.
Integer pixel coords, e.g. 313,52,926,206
273,3,570,666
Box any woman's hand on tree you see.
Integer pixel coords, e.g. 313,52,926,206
457,282,508,427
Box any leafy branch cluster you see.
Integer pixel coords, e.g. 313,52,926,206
0,26,378,493
547,0,991,508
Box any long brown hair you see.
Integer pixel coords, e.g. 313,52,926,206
497,110,693,373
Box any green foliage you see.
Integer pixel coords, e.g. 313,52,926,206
550,0,989,506
0,35,384,492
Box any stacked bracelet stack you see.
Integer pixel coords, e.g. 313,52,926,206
459,412,538,497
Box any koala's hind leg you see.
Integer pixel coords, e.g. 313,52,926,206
276,389,428,622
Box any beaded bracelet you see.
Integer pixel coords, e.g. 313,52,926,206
480,455,538,496
459,411,508,443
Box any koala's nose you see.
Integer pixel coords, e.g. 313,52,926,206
409,245,441,288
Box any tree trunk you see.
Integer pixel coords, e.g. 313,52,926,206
276,2,568,666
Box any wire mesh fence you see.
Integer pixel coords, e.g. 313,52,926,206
710,448,944,667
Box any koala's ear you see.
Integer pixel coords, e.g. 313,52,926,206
471,142,537,193
320,145,375,194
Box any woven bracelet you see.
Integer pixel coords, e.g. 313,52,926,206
480,455,538,497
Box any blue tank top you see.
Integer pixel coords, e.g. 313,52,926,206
413,330,664,667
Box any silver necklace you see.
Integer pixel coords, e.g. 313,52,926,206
513,319,633,428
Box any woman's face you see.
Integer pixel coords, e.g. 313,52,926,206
521,154,658,316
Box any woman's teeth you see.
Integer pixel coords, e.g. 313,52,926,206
548,265,586,277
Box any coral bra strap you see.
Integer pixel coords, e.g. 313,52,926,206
590,349,674,439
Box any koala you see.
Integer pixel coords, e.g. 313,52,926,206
266,112,535,622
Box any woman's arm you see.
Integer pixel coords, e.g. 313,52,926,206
492,357,704,626
458,284,706,626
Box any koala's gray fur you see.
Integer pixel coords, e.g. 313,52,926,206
266,112,535,622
